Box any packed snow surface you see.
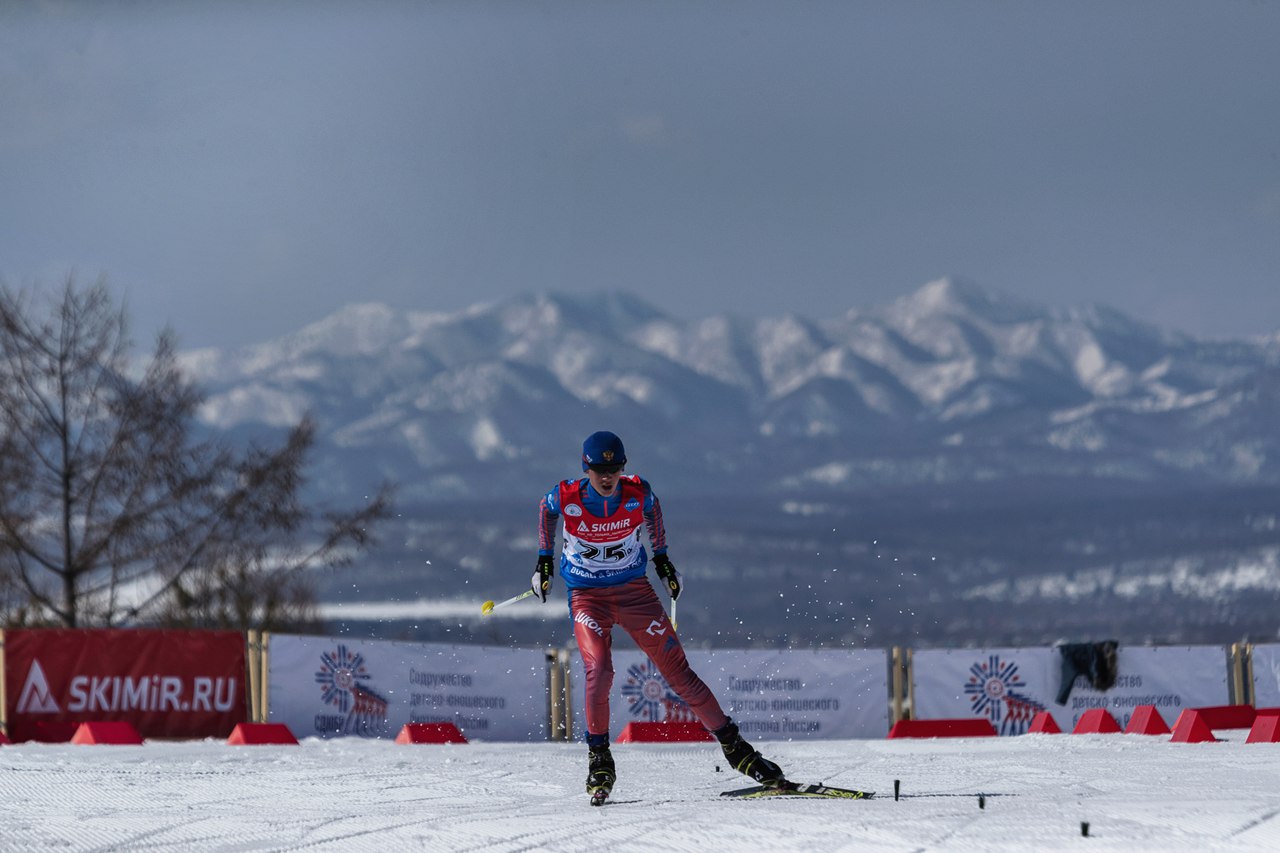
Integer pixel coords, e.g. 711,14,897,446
2,732,1278,851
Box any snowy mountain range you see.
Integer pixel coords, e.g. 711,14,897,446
176,279,1280,648
181,277,1280,501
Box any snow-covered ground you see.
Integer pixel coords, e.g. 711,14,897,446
2,731,1278,852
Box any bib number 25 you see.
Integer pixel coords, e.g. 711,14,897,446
577,542,627,562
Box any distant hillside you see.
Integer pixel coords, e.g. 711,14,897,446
177,280,1280,647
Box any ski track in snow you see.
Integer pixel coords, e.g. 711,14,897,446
2,734,1279,852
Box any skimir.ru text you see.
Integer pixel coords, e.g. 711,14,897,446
67,676,237,713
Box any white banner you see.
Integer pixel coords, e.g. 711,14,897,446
568,648,889,740
913,645,1231,735
267,635,548,742
1252,644,1280,707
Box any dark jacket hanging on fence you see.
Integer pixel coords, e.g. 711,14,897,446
1055,640,1120,705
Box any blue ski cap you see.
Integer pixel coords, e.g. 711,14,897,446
582,431,627,471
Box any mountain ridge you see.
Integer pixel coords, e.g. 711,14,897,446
179,277,1280,502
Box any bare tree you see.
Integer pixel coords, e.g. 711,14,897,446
0,277,392,630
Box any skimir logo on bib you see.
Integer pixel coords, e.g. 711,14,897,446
315,645,391,738
577,518,632,534
621,658,696,722
963,654,1046,735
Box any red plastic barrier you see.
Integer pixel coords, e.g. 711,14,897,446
1246,714,1280,744
1072,709,1122,734
1192,705,1256,730
1028,711,1061,734
71,721,144,745
887,718,997,739
616,721,714,743
1170,709,1218,743
1124,705,1171,735
227,723,298,745
0,730,10,746
395,722,468,744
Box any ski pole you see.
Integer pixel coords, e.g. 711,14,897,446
671,597,678,630
481,588,536,616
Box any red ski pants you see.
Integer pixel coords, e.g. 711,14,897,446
570,578,729,738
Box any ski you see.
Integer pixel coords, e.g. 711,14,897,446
720,781,874,800
589,787,610,807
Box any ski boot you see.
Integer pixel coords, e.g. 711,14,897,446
586,743,616,806
715,719,786,787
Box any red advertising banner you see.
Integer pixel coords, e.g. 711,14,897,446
4,628,247,742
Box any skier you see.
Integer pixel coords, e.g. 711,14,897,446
534,430,785,805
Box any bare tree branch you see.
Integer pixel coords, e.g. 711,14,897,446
0,276,394,630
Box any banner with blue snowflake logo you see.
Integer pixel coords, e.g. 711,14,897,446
267,635,548,741
913,645,1231,734
569,648,890,740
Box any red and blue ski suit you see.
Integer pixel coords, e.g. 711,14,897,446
539,475,729,741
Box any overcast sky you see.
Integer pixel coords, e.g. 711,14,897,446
2,1,1278,349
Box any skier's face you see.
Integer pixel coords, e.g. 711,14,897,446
586,464,623,496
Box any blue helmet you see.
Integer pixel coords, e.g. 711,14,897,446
582,431,627,471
